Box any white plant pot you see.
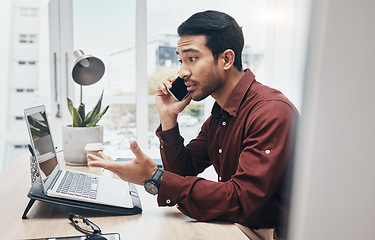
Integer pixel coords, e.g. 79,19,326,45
62,125,103,166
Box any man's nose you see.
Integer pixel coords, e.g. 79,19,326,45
178,65,191,80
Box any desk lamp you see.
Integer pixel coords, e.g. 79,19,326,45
71,50,105,103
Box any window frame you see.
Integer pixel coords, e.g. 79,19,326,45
49,0,149,148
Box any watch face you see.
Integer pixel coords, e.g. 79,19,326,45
145,181,158,195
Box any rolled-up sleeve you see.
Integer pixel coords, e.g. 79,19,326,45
157,171,184,206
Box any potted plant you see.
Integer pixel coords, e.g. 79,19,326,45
62,90,109,165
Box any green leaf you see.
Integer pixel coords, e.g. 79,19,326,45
72,107,83,127
91,90,103,117
83,90,104,126
67,98,74,116
101,105,109,116
85,105,110,127
85,109,93,120
77,103,85,124
83,111,92,126
86,113,102,127
67,89,108,127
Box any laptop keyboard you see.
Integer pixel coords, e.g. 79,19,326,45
56,171,98,199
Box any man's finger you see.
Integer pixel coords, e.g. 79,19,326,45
158,82,169,95
130,140,147,160
87,160,106,168
87,153,102,161
98,151,114,161
88,158,119,172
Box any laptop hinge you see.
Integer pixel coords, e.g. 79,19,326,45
49,170,62,191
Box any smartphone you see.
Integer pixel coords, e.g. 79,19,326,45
167,76,189,101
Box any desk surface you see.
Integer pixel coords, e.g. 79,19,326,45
0,153,248,240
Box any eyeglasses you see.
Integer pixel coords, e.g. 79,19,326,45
68,213,101,235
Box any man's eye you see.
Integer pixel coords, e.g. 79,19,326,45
177,59,182,65
189,57,197,62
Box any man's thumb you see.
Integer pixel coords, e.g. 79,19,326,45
130,140,146,159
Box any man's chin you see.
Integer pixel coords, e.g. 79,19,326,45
190,92,207,102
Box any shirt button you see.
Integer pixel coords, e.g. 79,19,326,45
222,121,226,126
219,176,222,181
265,149,270,154
166,199,171,204
218,149,222,154
161,145,164,149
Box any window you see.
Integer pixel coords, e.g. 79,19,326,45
18,61,37,65
19,34,38,44
50,0,309,151
19,34,27,43
64,0,138,150
14,144,28,149
146,0,309,145
19,7,39,17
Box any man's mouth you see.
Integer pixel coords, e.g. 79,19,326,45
185,81,198,92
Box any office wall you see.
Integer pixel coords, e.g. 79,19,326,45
0,1,11,130
0,0,44,170
0,0,12,168
289,0,375,239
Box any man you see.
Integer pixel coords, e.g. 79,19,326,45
88,10,298,239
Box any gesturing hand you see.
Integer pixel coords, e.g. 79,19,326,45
87,140,158,185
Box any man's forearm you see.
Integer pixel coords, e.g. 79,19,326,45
159,113,178,131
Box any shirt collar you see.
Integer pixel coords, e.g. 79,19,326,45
212,68,256,118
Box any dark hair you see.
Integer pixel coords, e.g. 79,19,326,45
178,10,244,71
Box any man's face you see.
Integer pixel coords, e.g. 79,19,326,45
176,35,225,101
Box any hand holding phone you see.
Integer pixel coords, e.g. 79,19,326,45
167,76,189,101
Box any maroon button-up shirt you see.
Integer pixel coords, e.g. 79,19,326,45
155,69,298,232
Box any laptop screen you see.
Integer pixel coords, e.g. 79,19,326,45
26,108,58,181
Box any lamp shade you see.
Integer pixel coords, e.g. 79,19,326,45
71,50,105,86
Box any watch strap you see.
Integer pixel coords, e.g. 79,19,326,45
151,168,164,188
144,168,164,195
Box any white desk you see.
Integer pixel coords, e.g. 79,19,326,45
0,152,248,239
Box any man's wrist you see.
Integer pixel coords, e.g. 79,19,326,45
160,113,178,131
146,167,157,182
144,168,165,195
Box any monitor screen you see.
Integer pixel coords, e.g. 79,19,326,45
27,110,57,180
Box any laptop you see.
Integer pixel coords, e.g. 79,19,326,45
24,105,136,209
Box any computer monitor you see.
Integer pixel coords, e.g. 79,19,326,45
287,0,375,239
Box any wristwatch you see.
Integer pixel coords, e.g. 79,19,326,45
144,168,164,195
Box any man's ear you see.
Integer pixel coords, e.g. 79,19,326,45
221,49,235,70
